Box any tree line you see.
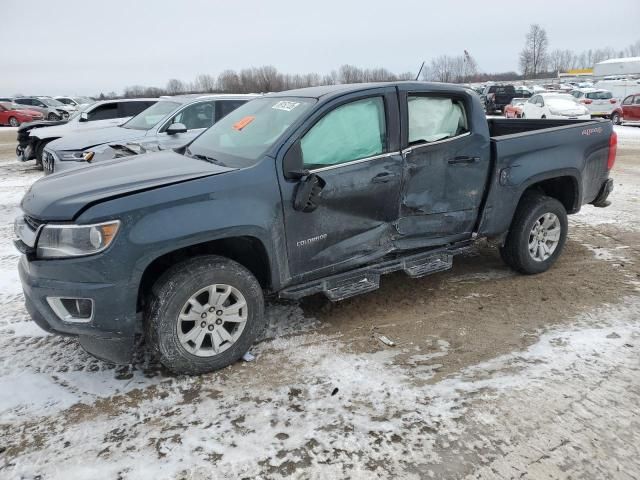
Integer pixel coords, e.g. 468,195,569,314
95,32,639,99
519,25,640,79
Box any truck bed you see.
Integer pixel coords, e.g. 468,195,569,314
478,118,613,238
488,118,595,138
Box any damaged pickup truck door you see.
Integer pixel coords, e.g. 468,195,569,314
280,89,403,280
395,92,491,248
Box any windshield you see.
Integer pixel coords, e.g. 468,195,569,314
39,97,64,107
122,101,180,130
187,97,316,167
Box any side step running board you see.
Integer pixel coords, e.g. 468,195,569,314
279,244,470,302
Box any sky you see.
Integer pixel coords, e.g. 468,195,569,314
3,0,639,96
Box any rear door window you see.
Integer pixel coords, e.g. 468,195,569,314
407,95,468,144
119,101,155,117
586,91,613,100
301,97,386,169
87,103,119,121
217,100,247,121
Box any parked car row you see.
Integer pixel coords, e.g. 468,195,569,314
0,102,44,126
41,94,255,174
17,98,158,168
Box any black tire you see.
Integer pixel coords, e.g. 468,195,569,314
147,255,265,375
521,113,526,119
8,116,19,127
47,112,57,121
499,193,568,275
34,141,49,170
611,112,621,125
541,115,546,119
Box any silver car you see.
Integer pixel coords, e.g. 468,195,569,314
43,94,257,175
13,96,76,120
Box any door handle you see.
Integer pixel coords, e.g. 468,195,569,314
448,156,480,165
371,172,399,183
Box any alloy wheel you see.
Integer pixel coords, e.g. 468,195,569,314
528,213,561,262
176,284,248,357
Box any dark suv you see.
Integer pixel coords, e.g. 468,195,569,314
481,85,516,114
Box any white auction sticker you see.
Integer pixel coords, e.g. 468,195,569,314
272,101,301,112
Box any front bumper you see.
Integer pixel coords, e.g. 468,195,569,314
18,255,139,364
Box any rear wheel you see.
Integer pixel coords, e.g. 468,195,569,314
611,112,621,125
500,193,568,275
8,117,19,127
147,255,265,375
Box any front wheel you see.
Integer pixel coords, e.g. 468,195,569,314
500,193,568,274
47,112,57,121
8,117,19,127
147,255,265,375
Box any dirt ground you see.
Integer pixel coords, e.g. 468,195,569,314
0,126,638,479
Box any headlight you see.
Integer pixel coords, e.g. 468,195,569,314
57,150,85,161
36,221,120,258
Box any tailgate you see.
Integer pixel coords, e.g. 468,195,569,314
478,120,613,237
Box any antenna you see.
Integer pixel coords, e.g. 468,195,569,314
415,61,426,81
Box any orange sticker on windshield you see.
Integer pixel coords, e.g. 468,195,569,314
233,115,255,131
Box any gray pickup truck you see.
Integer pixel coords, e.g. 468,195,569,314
15,82,615,375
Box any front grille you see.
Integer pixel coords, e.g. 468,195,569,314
24,215,44,231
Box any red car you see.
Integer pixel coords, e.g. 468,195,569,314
0,102,44,126
503,97,528,118
621,94,640,124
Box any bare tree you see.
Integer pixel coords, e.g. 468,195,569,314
520,24,548,78
626,39,640,57
166,78,186,95
422,53,477,83
217,70,242,93
194,74,217,92
338,65,364,84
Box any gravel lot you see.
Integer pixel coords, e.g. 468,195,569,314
0,125,638,479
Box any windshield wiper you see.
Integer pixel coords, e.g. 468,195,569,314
189,152,221,164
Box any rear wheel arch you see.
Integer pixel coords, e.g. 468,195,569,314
518,174,580,214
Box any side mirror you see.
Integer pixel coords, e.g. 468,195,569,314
79,112,88,122
293,174,326,212
283,140,308,179
166,122,187,135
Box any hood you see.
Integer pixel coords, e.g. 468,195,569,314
56,105,76,112
21,150,235,220
46,126,147,151
29,118,130,140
